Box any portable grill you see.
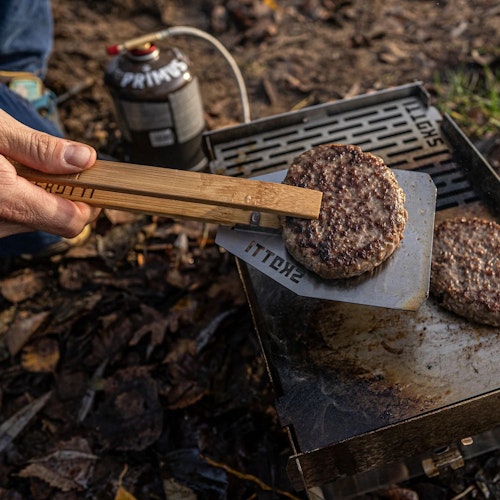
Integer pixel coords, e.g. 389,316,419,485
203,83,500,498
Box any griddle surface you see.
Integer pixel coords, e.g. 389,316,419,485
244,269,500,451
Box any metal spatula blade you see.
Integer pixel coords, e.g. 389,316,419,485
216,169,436,311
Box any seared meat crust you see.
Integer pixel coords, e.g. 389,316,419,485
430,217,500,327
280,143,408,279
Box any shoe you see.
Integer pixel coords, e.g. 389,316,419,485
0,70,63,133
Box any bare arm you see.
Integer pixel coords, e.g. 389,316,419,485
0,109,101,239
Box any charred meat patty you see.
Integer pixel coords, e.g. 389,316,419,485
280,143,408,279
430,217,500,327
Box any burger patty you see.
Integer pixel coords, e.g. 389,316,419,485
280,143,408,279
430,217,500,327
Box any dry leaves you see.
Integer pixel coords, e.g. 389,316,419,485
6,310,51,356
21,337,60,373
86,367,163,451
19,437,97,492
0,269,47,303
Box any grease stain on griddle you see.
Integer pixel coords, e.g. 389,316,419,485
249,267,500,451
310,298,499,409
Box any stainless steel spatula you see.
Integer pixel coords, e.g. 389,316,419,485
216,169,437,311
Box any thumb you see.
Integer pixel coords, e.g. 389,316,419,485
0,109,96,173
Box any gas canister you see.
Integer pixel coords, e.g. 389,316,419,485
105,42,207,171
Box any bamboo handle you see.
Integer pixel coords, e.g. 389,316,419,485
29,180,281,228
15,159,322,219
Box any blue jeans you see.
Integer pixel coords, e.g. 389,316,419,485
0,0,63,257
0,0,53,78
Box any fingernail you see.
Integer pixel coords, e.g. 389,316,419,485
63,144,93,169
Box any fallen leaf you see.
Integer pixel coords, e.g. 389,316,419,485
128,304,170,347
0,269,47,303
88,367,163,451
6,310,51,356
0,392,52,453
58,261,92,290
161,339,209,409
162,297,199,334
115,485,137,500
162,477,197,500
163,338,197,366
115,465,138,500
18,437,97,492
0,305,16,338
90,313,134,363
163,449,227,497
21,337,60,373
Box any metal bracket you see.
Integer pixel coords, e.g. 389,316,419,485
249,211,261,227
421,444,465,477
232,211,281,234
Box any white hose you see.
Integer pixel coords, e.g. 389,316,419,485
158,26,251,123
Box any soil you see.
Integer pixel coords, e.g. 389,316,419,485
1,0,499,499
47,0,500,149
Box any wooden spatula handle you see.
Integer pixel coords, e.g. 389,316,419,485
27,179,281,228
15,159,322,219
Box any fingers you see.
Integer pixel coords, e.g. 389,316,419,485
0,157,100,238
0,110,101,238
0,109,96,173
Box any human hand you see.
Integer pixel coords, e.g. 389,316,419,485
0,109,101,239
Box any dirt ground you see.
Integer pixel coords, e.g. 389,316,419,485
0,0,499,499
47,0,500,148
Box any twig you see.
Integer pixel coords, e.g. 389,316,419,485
196,309,236,353
56,76,94,104
201,455,302,500
451,485,476,500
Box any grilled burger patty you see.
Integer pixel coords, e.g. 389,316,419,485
280,143,408,279
430,217,500,327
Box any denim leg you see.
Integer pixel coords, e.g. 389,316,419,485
0,0,64,257
0,83,64,257
0,0,59,138
0,0,53,77
0,233,62,258
0,83,64,256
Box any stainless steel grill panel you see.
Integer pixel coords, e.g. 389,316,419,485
203,82,499,213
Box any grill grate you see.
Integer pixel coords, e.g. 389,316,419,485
203,82,492,212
